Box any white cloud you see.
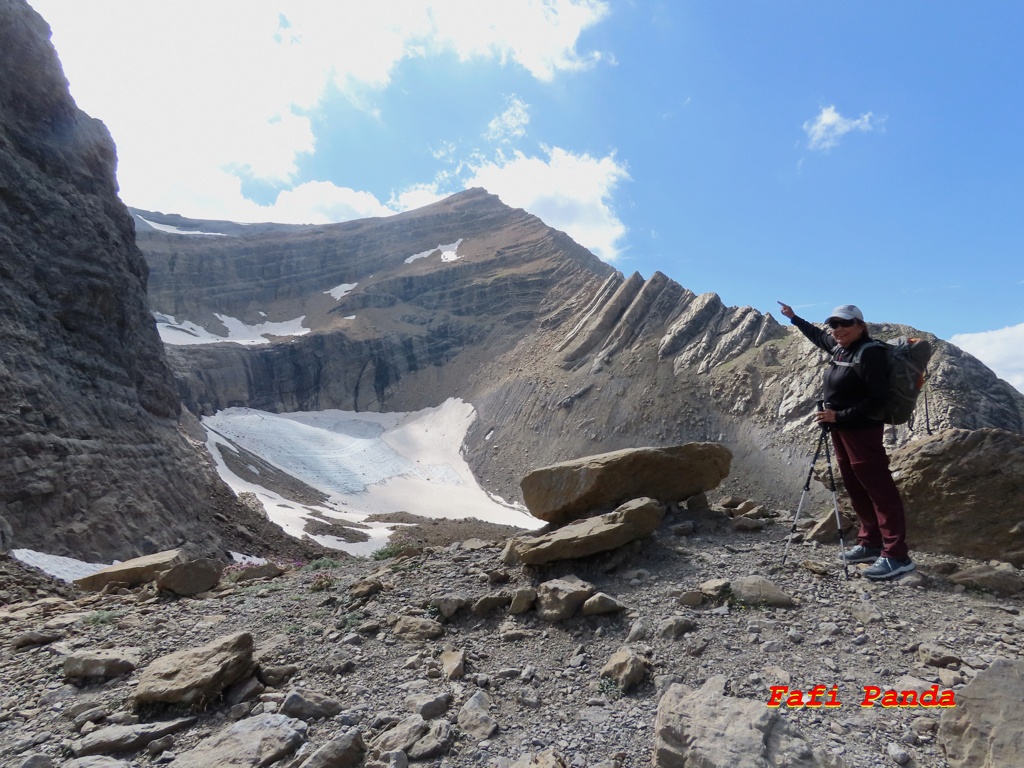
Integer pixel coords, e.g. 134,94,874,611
487,96,531,143
803,105,876,151
267,182,395,223
424,0,609,81
133,171,395,225
29,0,609,221
431,140,458,162
463,146,629,261
389,183,447,212
950,323,1024,393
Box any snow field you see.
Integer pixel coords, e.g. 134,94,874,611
202,398,541,556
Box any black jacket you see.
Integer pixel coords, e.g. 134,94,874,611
792,316,887,429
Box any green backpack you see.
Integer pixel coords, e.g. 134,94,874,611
835,337,933,425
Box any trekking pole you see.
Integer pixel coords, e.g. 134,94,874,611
780,422,827,571
819,412,850,581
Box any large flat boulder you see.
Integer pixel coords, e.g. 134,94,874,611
938,659,1024,768
155,557,224,596
172,714,307,768
890,428,1024,565
653,678,833,767
503,497,665,565
520,444,732,525
133,631,255,708
74,550,186,592
71,717,197,758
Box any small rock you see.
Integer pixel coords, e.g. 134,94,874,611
350,578,384,598
392,616,444,641
441,649,466,680
582,592,626,615
259,664,298,688
729,576,795,608
626,618,653,642
458,691,499,740
302,729,366,768
64,649,139,682
657,617,698,640
918,642,961,668
535,576,595,622
280,689,343,720
886,742,911,765
509,588,537,615
677,591,703,608
405,692,451,719
600,646,646,693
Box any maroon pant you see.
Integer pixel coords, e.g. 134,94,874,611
830,426,909,560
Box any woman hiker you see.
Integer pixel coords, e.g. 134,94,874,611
777,302,915,580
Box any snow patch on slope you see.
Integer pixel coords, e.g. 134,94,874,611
202,398,539,556
154,312,309,346
404,239,463,264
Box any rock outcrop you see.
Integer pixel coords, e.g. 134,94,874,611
891,428,1024,566
0,0,271,562
653,678,835,768
938,659,1024,768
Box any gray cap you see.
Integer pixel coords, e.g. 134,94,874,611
826,304,864,322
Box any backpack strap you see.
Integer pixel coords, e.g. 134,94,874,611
830,340,886,377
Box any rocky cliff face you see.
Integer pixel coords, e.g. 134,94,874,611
0,0,284,562
140,189,612,416
136,190,1024,511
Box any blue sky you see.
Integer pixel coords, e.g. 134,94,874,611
29,1,1023,391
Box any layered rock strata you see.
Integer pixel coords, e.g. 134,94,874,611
0,0,274,561
136,188,1024,521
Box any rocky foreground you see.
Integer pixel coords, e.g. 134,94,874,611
2,496,1023,768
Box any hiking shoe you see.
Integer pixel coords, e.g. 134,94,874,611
840,544,882,564
863,557,916,581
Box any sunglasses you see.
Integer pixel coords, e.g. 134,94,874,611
828,318,858,329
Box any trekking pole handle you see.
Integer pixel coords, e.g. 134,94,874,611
816,400,830,431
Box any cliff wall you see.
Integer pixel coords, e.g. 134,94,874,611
0,0,275,561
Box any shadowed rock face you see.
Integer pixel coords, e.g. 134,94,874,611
0,0,244,561
891,428,1024,566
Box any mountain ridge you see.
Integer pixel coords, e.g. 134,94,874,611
133,192,1024,513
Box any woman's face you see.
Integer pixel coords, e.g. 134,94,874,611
830,319,866,348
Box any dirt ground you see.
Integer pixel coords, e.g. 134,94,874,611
363,511,531,549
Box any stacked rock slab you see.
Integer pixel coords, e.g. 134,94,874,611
73,550,188,592
502,497,666,565
520,444,732,526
